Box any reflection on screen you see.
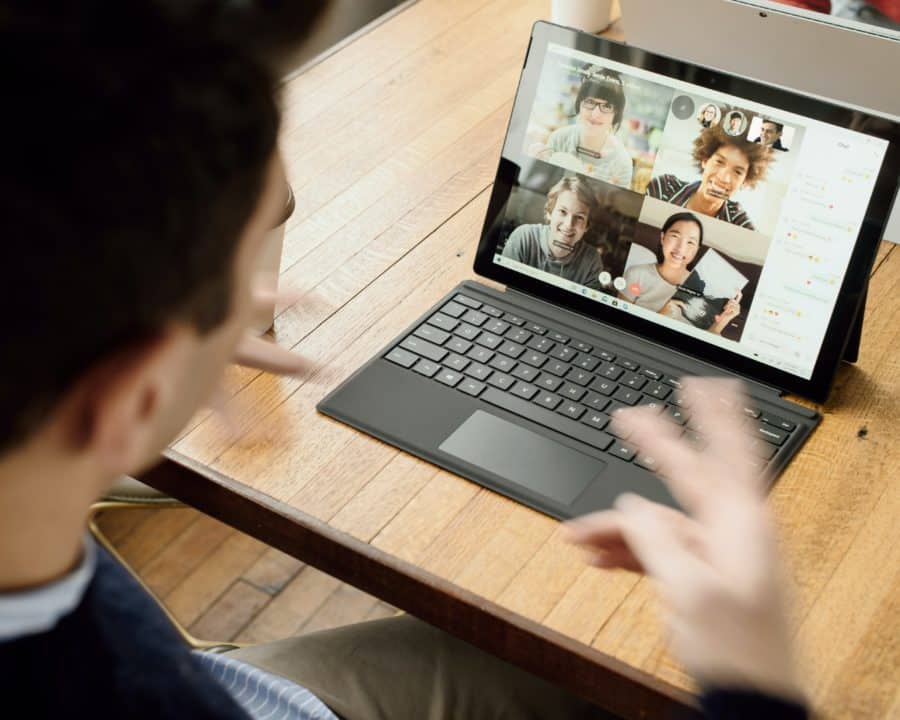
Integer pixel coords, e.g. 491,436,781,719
494,43,889,380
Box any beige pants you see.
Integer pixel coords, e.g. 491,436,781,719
228,615,616,720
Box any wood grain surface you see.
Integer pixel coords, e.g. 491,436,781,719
139,1,900,717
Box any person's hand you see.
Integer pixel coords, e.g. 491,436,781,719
717,290,742,324
232,284,314,376
563,378,802,702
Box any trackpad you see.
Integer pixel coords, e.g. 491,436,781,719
438,410,604,506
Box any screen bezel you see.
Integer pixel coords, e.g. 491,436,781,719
473,21,900,403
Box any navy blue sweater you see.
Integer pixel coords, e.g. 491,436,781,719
0,548,250,719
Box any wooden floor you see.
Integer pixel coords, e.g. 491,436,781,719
96,505,397,645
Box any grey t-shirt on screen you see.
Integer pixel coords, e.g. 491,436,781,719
501,224,604,290
545,125,634,190
621,263,678,312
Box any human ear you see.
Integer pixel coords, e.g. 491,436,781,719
63,328,190,473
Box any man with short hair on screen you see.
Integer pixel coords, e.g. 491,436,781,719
502,176,607,290
756,119,789,151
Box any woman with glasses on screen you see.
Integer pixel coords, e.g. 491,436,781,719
530,67,634,190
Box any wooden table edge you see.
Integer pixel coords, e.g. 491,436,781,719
139,448,700,719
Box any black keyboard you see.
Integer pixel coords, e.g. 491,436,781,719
383,293,797,474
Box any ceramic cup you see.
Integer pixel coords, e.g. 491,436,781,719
249,181,296,335
550,0,618,33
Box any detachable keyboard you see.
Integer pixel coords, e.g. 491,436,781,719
383,292,797,475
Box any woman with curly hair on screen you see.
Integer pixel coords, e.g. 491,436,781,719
647,122,775,230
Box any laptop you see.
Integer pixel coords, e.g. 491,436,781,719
317,21,900,519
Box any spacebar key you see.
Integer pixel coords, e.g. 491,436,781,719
481,388,613,451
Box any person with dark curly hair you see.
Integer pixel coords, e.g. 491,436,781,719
647,123,775,230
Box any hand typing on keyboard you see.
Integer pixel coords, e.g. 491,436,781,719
563,377,803,704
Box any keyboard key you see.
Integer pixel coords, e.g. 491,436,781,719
622,373,647,390
536,375,563,392
464,363,492,381
428,313,460,332
761,412,795,432
557,401,585,420
642,367,662,381
481,304,503,318
510,381,539,400
498,341,526,359
458,378,486,397
527,336,555,353
446,336,472,354
663,375,683,390
666,406,689,425
533,391,562,410
453,323,480,341
613,387,641,406
635,453,661,472
749,437,777,459
608,441,636,462
475,332,503,350
521,351,548,368
574,355,600,372
525,322,547,335
572,340,593,353
549,331,570,343
680,429,706,450
462,309,488,326
467,346,494,364
565,368,593,386
480,388,613,451
484,318,510,335
598,363,623,381
583,392,611,411
752,423,788,446
606,400,630,417
644,382,671,400
435,368,463,387
511,364,540,382
385,347,419,368
444,353,470,372
414,324,450,345
580,411,609,430
412,359,440,378
559,383,586,402
639,398,666,413
550,345,577,362
544,360,571,377
504,313,526,326
486,372,515,390
440,301,467,318
489,355,517,373
454,295,482,309
401,336,447,363
597,350,616,362
507,328,532,344
742,405,761,419
620,358,640,371
589,378,616,396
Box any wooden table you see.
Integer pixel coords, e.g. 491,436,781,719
141,1,900,717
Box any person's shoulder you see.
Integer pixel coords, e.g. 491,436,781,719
724,200,755,230
647,173,680,197
547,123,577,149
509,223,542,241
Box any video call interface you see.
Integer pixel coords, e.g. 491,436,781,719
491,44,889,380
